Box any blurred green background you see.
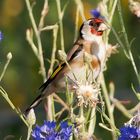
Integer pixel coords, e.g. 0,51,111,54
0,0,140,139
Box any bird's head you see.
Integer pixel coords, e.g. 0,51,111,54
80,18,108,41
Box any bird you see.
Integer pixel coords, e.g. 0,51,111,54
25,17,109,113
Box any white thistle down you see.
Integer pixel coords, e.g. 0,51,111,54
74,81,100,107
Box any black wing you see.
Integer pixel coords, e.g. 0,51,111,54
39,43,83,93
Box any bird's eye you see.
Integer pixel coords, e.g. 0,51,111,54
89,20,100,28
89,21,95,26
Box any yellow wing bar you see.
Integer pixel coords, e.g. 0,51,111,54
50,64,64,79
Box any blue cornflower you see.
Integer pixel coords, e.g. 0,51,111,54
118,125,139,140
90,9,101,18
118,112,140,140
58,121,72,140
90,9,105,20
32,121,72,140
137,127,140,138
0,31,3,42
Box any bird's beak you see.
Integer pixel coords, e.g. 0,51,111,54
98,22,109,32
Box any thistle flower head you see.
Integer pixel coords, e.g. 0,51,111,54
119,111,140,140
32,120,72,140
74,81,100,107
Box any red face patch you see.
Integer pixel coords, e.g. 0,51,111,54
90,28,96,34
90,27,103,36
94,18,103,24
90,18,104,36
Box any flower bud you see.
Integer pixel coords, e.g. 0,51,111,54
75,81,100,107
26,28,33,39
7,52,12,60
58,50,67,62
26,109,36,126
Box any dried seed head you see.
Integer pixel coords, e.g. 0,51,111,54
74,81,100,107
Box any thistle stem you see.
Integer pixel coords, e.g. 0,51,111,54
100,73,116,140
0,86,29,127
25,0,46,81
56,0,65,51
117,0,140,85
0,52,12,81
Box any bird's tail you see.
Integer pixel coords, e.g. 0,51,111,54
25,78,54,114
25,94,43,114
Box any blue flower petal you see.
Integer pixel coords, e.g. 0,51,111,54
90,9,101,18
119,125,138,140
59,122,72,140
60,121,68,129
32,121,72,140
0,31,3,42
32,125,45,139
44,121,56,131
137,127,140,138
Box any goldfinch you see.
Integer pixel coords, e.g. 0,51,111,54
25,17,109,113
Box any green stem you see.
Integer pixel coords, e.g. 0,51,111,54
108,0,118,24
0,86,29,127
48,25,58,75
100,74,116,140
74,6,79,41
74,0,85,21
106,0,118,38
25,0,46,81
112,98,132,119
46,24,58,121
97,106,120,136
38,0,48,29
117,0,140,85
79,105,85,133
88,107,96,136
27,125,32,140
0,53,12,81
47,95,54,121
56,0,65,51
